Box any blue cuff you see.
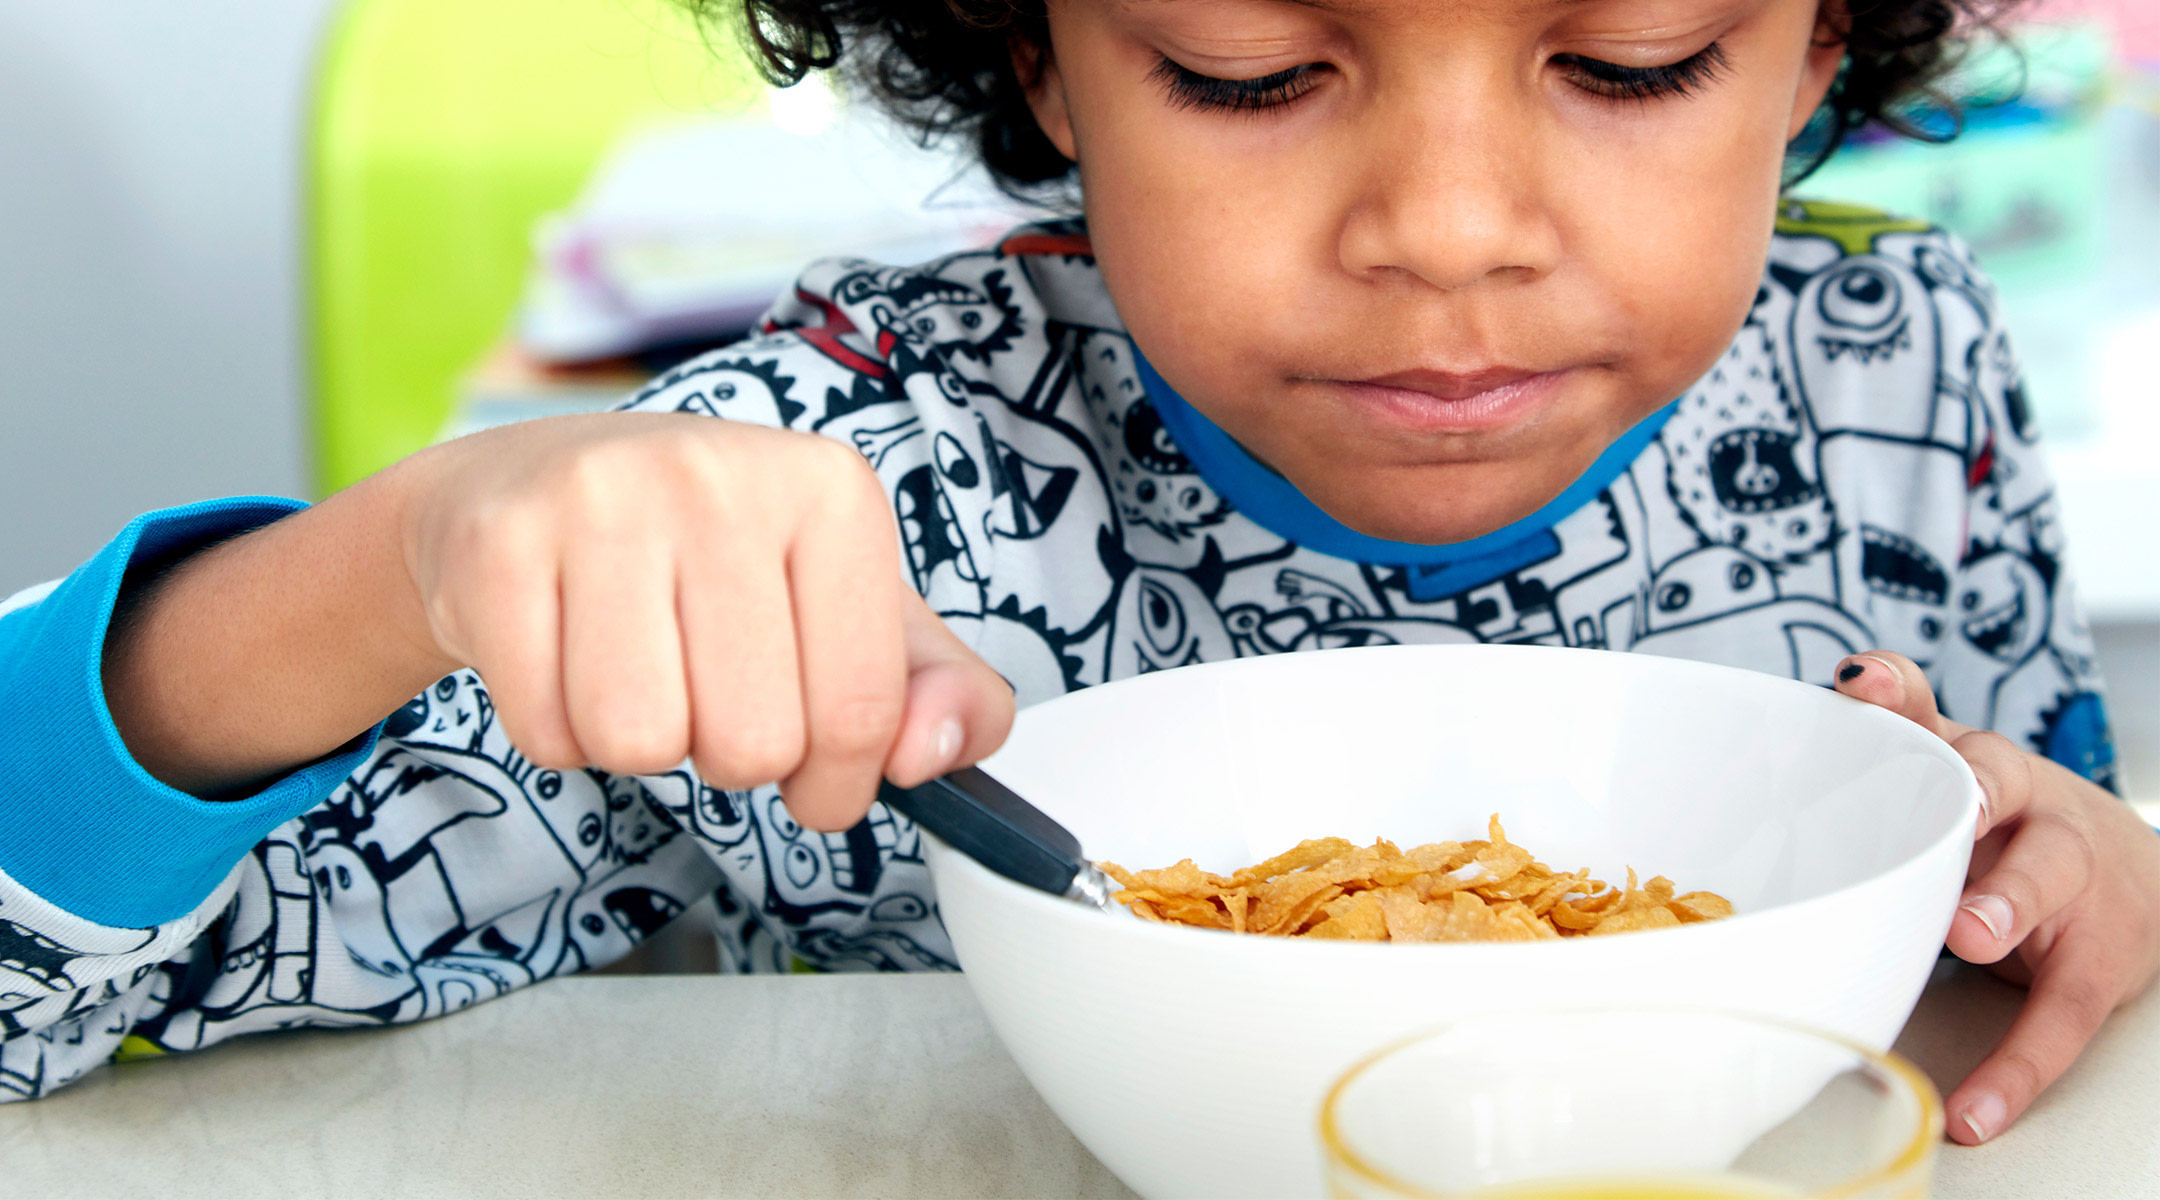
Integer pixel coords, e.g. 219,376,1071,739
0,498,382,929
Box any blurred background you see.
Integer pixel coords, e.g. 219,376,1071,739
0,0,2153,809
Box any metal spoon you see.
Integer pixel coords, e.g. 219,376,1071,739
877,767,1120,912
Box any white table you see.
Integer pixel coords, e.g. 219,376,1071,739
3,963,2154,1198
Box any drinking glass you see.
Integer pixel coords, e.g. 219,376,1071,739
1318,1008,1941,1199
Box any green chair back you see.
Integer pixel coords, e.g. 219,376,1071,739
309,0,761,495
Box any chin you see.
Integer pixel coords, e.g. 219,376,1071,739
1306,460,1562,546
1328,493,1542,546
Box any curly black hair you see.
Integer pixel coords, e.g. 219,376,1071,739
685,0,2024,200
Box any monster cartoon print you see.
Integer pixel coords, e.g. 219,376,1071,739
0,207,2115,1100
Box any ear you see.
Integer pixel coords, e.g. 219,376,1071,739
1788,1,1849,141
1012,36,1078,161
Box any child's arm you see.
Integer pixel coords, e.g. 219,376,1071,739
102,412,1012,824
1,385,1015,1098
97,469,461,798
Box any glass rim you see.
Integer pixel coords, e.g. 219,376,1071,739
1316,1004,1944,1200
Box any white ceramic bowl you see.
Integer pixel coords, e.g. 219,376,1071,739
931,644,1981,1200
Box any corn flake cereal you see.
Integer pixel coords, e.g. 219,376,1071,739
1099,816,1732,942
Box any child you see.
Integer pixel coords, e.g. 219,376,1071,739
1,0,2152,1153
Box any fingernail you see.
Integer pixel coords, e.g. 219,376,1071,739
1837,660,1866,683
1962,894,2013,942
1961,1092,2005,1143
1861,655,1902,680
932,718,964,769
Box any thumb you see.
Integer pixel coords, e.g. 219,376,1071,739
1832,650,1966,742
882,592,1017,787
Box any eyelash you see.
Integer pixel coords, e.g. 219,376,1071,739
1150,58,1325,113
1150,41,1731,115
1554,42,1732,103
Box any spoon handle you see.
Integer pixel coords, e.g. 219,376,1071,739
878,767,1116,909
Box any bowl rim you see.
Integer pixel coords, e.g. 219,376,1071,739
942,644,1984,954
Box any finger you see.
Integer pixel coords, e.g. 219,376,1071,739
882,592,1019,788
778,451,909,832
1945,935,2122,1144
1947,792,2091,965
559,525,692,776
680,527,807,792
446,537,584,770
1952,727,2038,842
1832,651,1963,741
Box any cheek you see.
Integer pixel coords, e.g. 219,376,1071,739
1564,93,1788,386
1590,196,1772,390
1077,122,1315,389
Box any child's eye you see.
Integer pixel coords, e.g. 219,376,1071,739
1151,57,1327,114
1556,42,1730,103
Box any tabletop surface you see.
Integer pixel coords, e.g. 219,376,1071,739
3,961,2154,1199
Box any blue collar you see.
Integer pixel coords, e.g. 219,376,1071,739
1132,349,1674,591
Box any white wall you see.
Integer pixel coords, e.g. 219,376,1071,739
0,0,342,594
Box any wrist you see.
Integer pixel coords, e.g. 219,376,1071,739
103,472,460,797
366,445,468,681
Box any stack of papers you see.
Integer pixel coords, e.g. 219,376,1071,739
516,86,1035,364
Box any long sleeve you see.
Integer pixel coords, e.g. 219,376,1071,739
0,507,729,1100
0,499,385,1098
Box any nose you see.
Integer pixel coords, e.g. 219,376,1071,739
1335,76,1561,293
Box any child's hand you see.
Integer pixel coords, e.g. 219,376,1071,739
398,412,1016,832
1833,651,2160,1145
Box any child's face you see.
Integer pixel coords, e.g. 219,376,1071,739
1024,0,1845,543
